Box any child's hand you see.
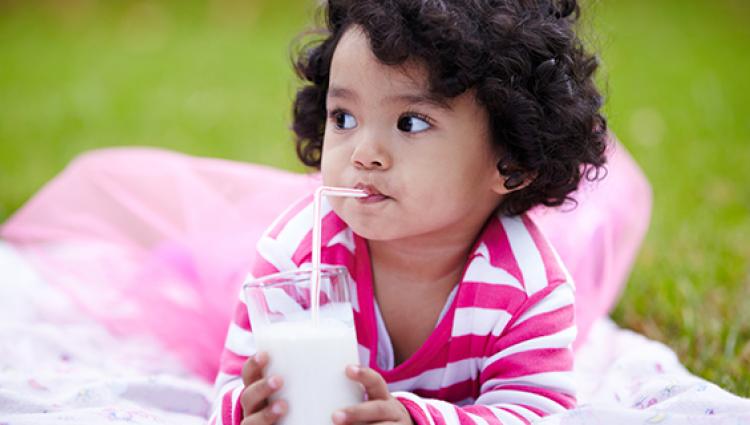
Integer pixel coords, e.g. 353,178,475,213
332,365,414,425
239,351,287,424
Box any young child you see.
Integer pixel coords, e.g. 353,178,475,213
212,0,608,423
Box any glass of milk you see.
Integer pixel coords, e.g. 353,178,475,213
242,266,363,425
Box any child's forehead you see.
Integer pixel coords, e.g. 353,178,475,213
330,26,432,96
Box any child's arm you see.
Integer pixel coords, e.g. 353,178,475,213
209,235,299,424
332,280,576,425
397,280,576,424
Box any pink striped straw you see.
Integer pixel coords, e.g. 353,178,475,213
311,186,367,325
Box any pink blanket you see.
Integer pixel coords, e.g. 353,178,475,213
0,142,651,381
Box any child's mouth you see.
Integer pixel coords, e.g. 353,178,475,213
353,183,390,203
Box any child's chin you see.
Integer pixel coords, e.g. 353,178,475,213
347,219,394,241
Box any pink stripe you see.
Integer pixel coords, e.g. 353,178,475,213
521,215,566,286
232,301,251,330
443,335,491,362
320,244,357,273
292,210,347,265
353,234,379,366
221,387,234,425
462,405,502,425
267,195,312,239
219,349,246,376
482,217,524,286
518,404,546,417
233,387,244,425
426,404,447,425
455,406,478,425
377,320,453,380
412,378,477,403
454,282,526,311
250,254,281,278
397,397,431,425
482,347,573,380
494,288,574,352
498,407,531,424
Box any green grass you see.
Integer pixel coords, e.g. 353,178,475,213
1,0,749,397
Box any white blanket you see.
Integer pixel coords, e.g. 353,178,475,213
0,242,748,424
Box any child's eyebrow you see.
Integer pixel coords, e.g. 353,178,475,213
327,86,452,111
385,93,453,111
327,86,358,101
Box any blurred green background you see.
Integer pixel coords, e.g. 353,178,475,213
1,0,748,396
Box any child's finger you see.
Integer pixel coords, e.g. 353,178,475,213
345,365,390,400
242,352,269,387
239,375,284,417
332,400,400,425
240,399,287,425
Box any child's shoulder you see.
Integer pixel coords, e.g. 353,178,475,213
255,193,351,268
468,211,572,298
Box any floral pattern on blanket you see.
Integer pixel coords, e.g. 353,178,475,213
0,243,212,425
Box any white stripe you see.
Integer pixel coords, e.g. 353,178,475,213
388,358,477,391
464,412,491,425
358,344,371,367
256,237,297,272
464,244,524,290
492,404,542,422
299,262,360,313
261,196,308,239
213,372,241,396
513,282,574,327
391,392,436,425
476,389,567,415
429,400,461,424
212,376,243,420
486,407,527,425
275,201,320,251
501,216,548,296
264,287,304,315
349,277,360,313
539,229,576,291
452,307,513,337
230,385,244,421
480,371,576,395
328,228,355,253
483,326,576,367
225,322,256,356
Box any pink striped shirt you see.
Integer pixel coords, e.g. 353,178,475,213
211,195,577,425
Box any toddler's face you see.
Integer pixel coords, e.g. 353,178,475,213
321,26,506,243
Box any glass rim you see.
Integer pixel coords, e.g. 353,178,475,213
242,265,349,290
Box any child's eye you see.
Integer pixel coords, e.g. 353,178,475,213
397,113,432,133
330,110,357,130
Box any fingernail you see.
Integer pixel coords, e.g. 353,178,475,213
348,365,360,374
268,376,281,390
272,402,284,415
332,411,346,423
255,351,267,363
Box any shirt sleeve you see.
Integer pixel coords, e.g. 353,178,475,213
208,234,297,425
392,280,577,425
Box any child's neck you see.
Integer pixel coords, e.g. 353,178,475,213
367,227,480,289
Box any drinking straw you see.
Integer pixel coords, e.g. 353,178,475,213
311,186,367,325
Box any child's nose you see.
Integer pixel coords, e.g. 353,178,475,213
350,133,391,170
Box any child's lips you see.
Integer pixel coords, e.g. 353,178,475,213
353,183,390,203
357,193,389,203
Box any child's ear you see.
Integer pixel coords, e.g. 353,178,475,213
492,159,535,195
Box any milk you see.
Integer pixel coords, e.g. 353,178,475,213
255,304,363,425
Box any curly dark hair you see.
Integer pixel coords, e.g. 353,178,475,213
291,0,608,215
